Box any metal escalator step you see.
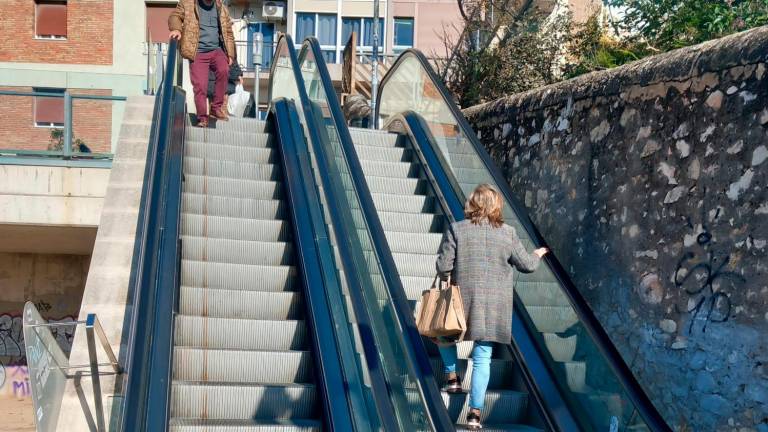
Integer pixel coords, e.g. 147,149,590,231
399,276,435,300
349,128,402,147
185,141,276,163
183,195,285,219
365,176,427,194
179,287,302,320
173,348,312,384
352,144,412,162
384,231,442,254
360,160,420,178
523,305,579,333
181,261,297,292
186,135,270,150
542,333,577,362
392,252,438,277
186,128,270,146
414,389,528,425
203,117,267,134
169,418,322,431
371,193,435,214
184,176,281,200
428,357,516,389
184,157,280,181
378,211,443,233
174,316,307,351
515,281,571,307
563,361,587,393
171,381,317,420
182,215,291,242
181,236,293,266
421,340,476,360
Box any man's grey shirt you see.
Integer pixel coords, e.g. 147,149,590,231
197,0,220,53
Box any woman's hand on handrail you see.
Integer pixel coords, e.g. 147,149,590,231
533,247,549,258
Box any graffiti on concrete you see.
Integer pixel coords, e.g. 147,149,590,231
0,313,77,364
674,203,745,334
0,362,30,399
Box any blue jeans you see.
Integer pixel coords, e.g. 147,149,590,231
438,341,493,409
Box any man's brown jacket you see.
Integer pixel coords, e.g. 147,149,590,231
168,0,235,61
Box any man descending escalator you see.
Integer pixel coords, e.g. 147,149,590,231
168,0,235,128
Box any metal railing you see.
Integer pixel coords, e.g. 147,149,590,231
22,301,122,432
0,90,127,168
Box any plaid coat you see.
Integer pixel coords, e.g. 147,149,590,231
168,0,235,61
436,220,541,344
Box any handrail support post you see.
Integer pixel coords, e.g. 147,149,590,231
64,91,73,158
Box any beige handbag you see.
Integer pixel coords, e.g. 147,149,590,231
415,275,467,341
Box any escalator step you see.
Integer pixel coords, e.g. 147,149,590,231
428,357,516,389
371,192,435,214
524,305,579,334
173,347,313,384
183,195,285,219
391,252,438,277
360,160,420,178
182,215,291,242
184,176,281,200
353,144,412,162
515,281,572,307
181,261,297,292
179,287,302,320
174,316,307,351
185,141,276,163
378,211,443,233
365,175,427,194
186,129,270,147
169,418,321,431
181,236,293,266
171,381,317,420
349,128,401,147
184,157,280,181
542,333,578,363
383,231,442,255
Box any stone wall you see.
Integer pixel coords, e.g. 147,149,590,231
464,27,768,431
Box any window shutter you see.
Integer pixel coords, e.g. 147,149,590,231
36,2,67,37
146,4,175,43
35,95,65,124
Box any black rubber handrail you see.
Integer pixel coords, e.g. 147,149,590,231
121,39,185,432
268,34,398,431
377,49,672,432
269,97,366,431
295,37,455,431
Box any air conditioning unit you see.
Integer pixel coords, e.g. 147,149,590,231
262,1,285,21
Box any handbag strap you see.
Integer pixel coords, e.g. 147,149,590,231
432,274,451,290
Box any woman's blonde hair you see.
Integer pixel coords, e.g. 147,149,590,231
465,184,504,227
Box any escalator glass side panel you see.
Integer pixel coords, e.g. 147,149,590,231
285,38,450,431
378,51,670,432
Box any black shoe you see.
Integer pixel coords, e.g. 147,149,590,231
466,410,482,430
444,376,464,394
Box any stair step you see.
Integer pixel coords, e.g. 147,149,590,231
352,144,412,162
185,141,276,163
184,157,280,181
384,231,442,254
379,211,443,233
184,176,281,200
186,128,269,146
173,348,312,384
181,261,297,292
179,287,302,320
202,117,267,134
171,381,317,420
392,252,437,278
174,316,307,351
360,160,420,178
182,215,291,242
365,176,427,195
349,128,402,147
169,418,321,432
181,236,293,266
183,195,285,219
524,305,579,334
542,333,577,362
400,276,436,300
429,357,516,389
516,281,571,307
425,389,528,425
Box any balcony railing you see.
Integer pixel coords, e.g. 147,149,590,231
0,90,127,168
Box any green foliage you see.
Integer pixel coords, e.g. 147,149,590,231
49,128,87,152
608,0,768,51
565,15,648,78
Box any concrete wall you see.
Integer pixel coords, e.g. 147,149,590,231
464,27,768,431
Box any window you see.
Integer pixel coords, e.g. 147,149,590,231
146,3,175,43
35,1,67,39
342,17,384,52
295,13,337,62
34,88,65,128
393,17,414,51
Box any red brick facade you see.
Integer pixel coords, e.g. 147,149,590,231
0,0,114,65
0,87,113,153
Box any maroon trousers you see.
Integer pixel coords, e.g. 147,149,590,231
189,48,228,120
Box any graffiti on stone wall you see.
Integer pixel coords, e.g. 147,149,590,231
0,313,77,365
673,200,746,334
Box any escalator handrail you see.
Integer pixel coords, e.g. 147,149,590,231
388,111,583,431
121,38,184,432
268,34,400,431
296,37,455,431
377,49,671,432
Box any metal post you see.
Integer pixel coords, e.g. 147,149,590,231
64,91,73,158
253,32,263,119
86,315,106,432
156,43,165,94
370,0,380,129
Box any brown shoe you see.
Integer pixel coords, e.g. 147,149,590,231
196,116,209,128
210,108,229,121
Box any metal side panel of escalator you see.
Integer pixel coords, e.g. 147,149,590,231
119,39,365,432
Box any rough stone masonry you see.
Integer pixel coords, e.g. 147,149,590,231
464,26,768,431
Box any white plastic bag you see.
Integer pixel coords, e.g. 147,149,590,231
228,84,250,117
